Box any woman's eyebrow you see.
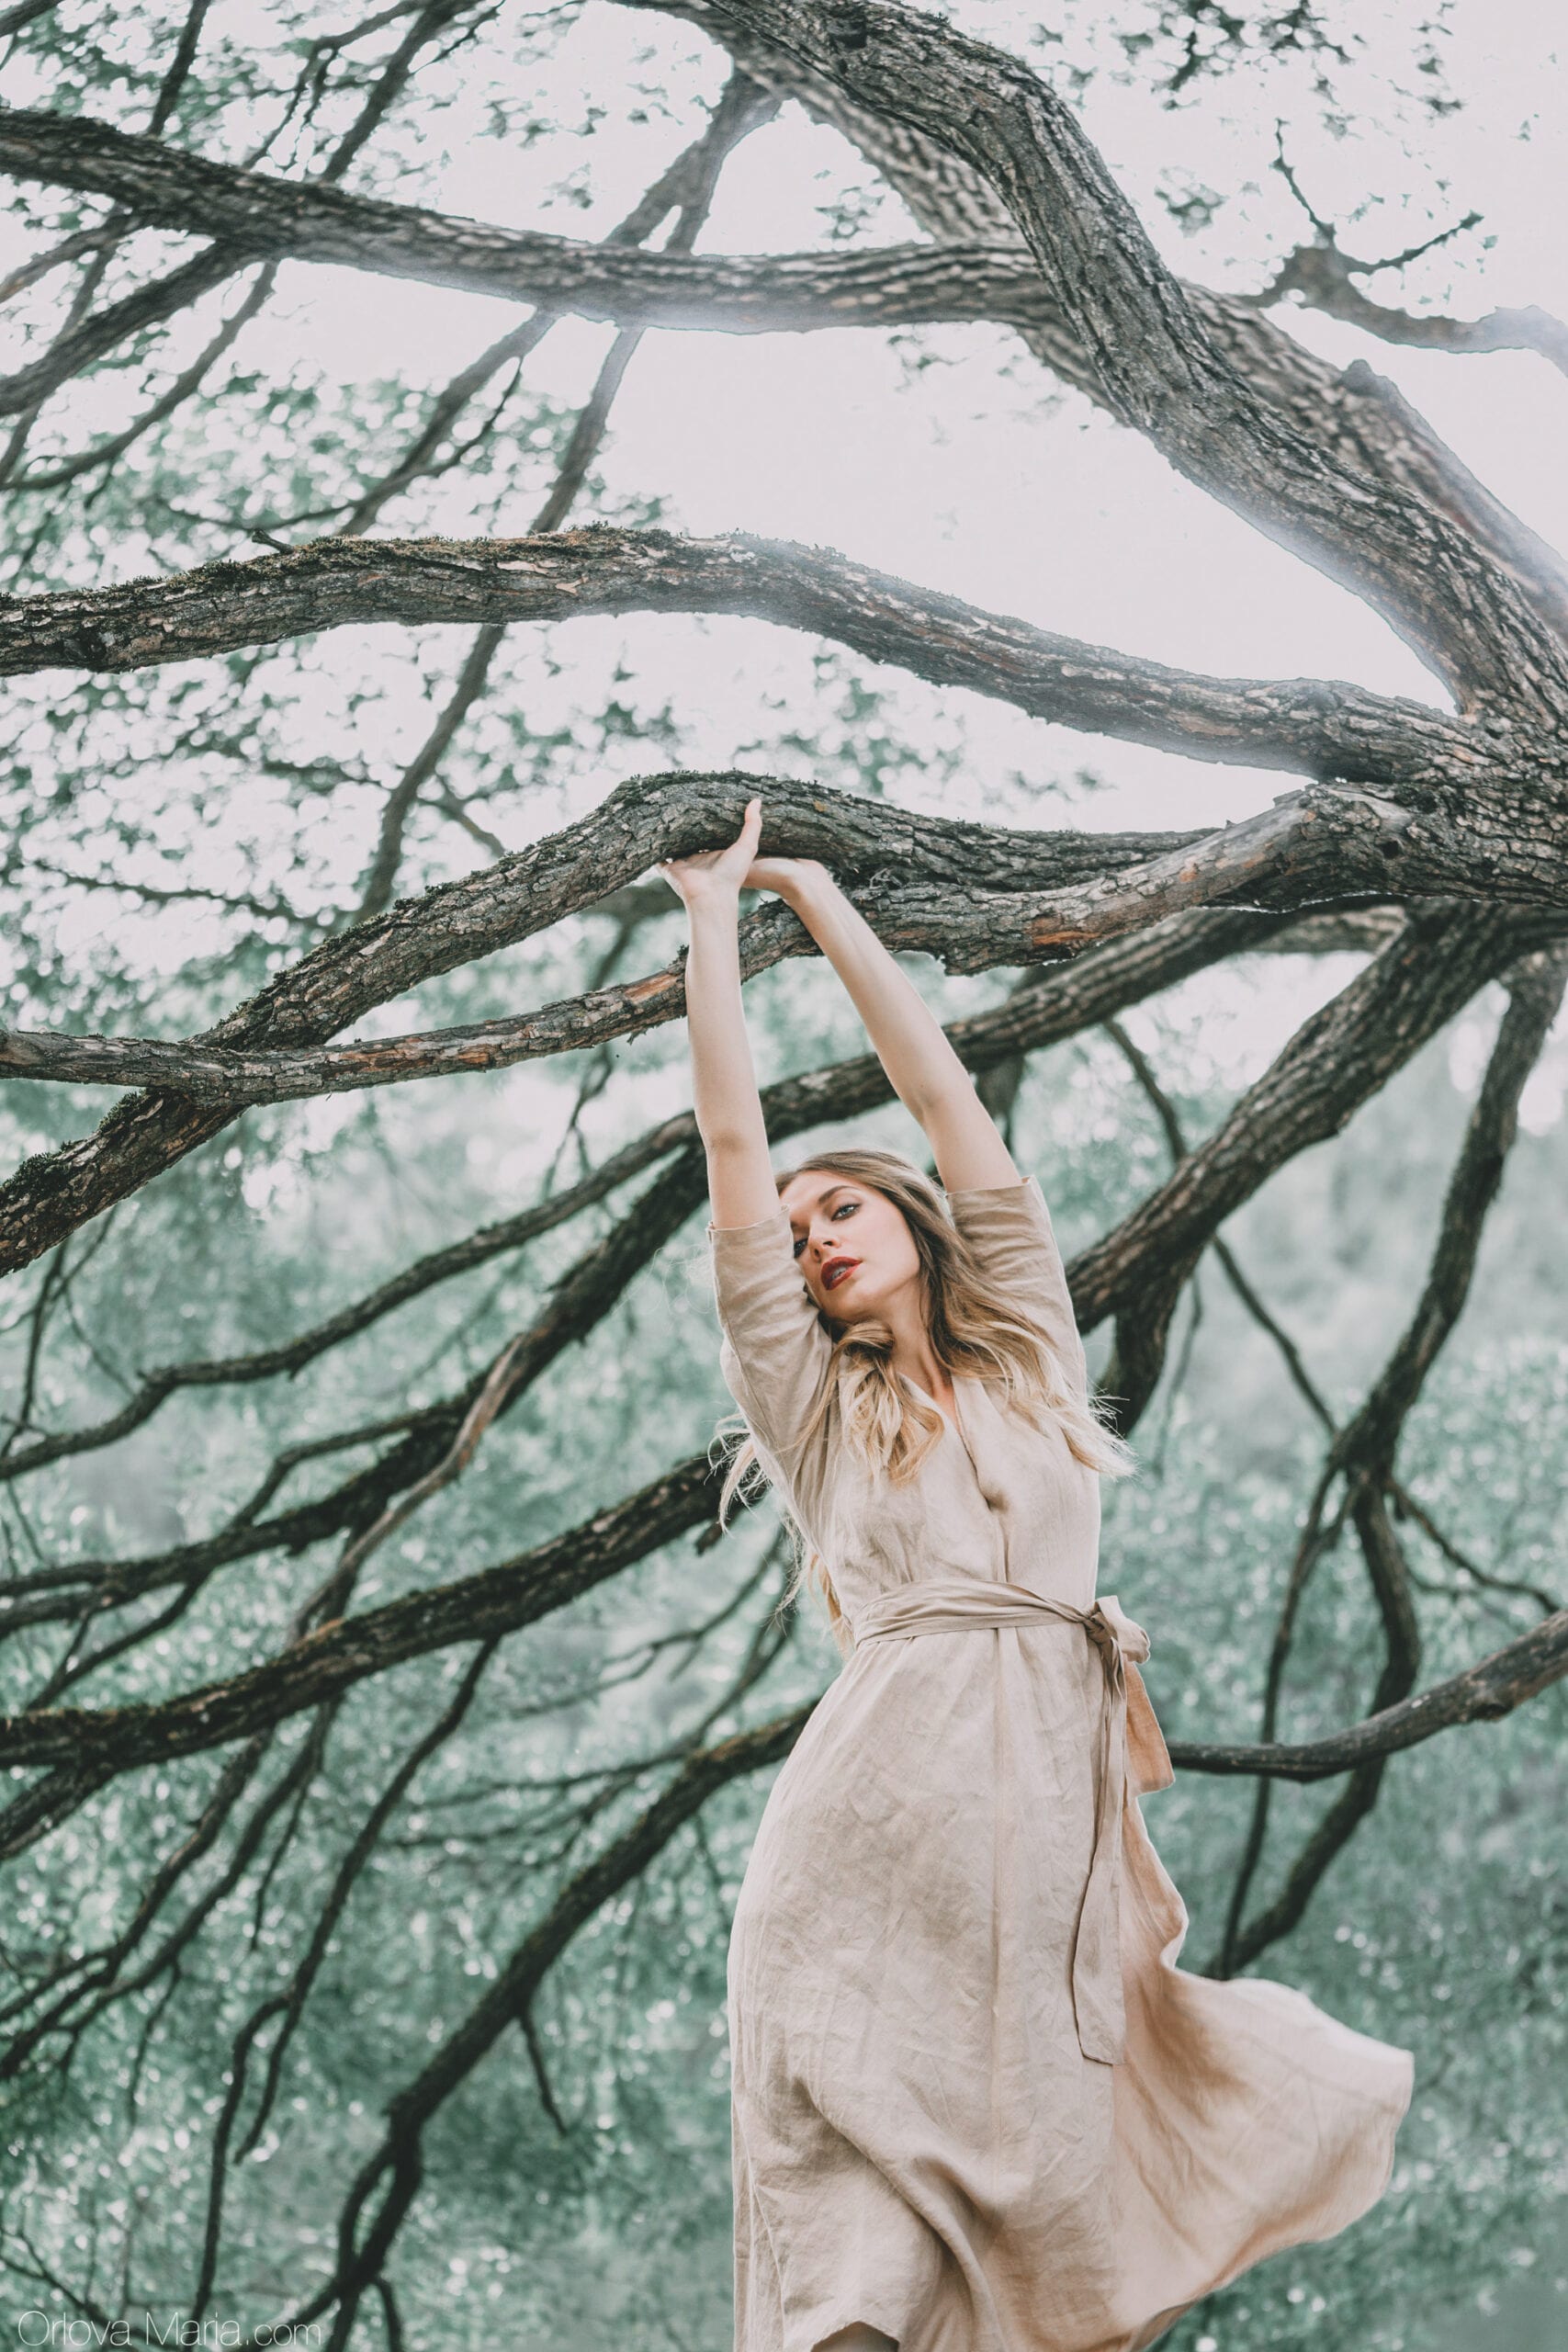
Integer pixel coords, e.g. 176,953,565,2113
785,1182,854,1229
805,1182,860,1220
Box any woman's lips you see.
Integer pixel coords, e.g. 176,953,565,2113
821,1256,859,1292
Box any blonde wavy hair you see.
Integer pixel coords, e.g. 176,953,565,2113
716,1148,1137,1657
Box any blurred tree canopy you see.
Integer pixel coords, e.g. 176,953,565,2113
0,0,1565,2346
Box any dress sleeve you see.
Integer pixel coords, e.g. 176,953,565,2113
944,1174,1089,1402
708,1205,838,1478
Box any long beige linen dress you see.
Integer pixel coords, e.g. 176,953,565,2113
710,1175,1415,2352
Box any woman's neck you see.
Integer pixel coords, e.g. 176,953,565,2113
881,1295,954,1414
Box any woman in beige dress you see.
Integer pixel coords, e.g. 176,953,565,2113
660,799,1415,2352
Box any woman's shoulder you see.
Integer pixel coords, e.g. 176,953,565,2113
945,1172,1067,1282
708,1205,838,1475
945,1170,1052,1232
707,1199,795,1260
945,1171,1088,1397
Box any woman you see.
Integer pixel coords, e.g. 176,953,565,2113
660,798,1414,2352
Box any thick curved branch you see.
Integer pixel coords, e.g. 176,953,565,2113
0,1450,723,1777
8,738,1561,1279
0,526,1466,786
620,0,1568,717
2,762,1560,1283
737,39,1568,646
0,107,1073,329
1,901,1304,1490
1058,900,1557,1329
7,781,1566,1106
5,740,1552,1282
10,91,1565,649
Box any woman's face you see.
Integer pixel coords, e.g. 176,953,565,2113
776,1171,923,1324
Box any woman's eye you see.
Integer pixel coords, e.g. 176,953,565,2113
832,1200,857,1220
791,1238,806,1259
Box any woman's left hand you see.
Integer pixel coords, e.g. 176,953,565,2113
657,797,763,908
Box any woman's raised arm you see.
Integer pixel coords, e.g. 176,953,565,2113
749,852,1021,1195
659,797,780,1230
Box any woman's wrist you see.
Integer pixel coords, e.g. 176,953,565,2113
682,880,742,922
773,862,839,922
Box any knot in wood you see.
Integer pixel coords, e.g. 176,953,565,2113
825,2,870,50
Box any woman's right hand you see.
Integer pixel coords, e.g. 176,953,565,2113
657,797,762,910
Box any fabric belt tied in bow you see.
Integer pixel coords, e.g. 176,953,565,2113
851,1578,1174,2068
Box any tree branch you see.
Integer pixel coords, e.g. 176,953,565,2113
618,0,1568,717
7,778,1567,1106
1168,1600,1568,1779
0,1451,723,1781
1043,900,1557,1331
10,81,1564,649
1265,241,1568,381
1213,936,1568,1970
714,30,1568,647
2,758,1558,1281
1,902,1309,1488
0,526,1469,783
0,107,1080,329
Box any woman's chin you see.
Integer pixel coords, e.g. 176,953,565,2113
823,1289,878,1325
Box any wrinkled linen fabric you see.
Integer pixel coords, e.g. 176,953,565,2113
710,1176,1414,2352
